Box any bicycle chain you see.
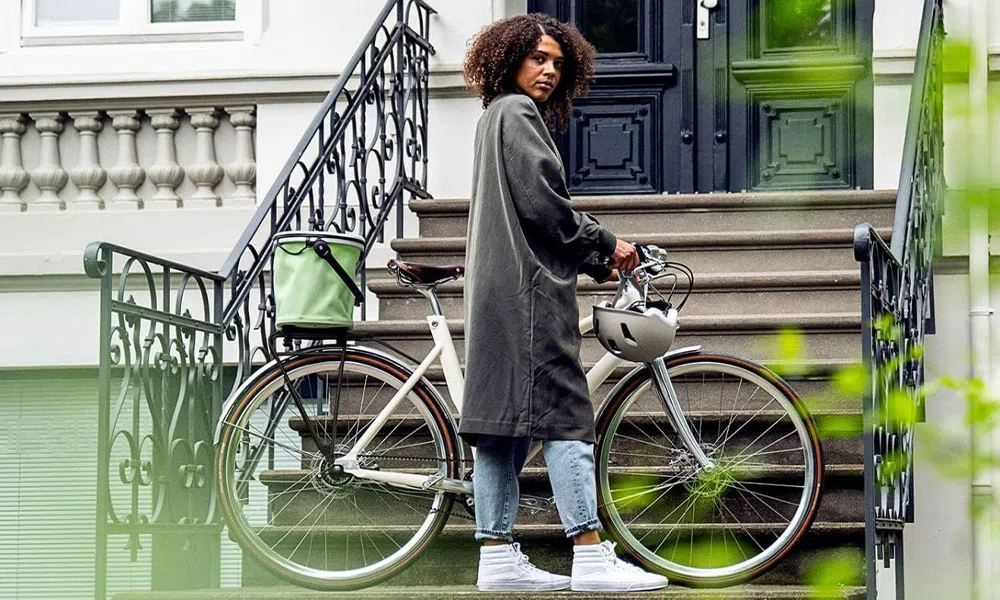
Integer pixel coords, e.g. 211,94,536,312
355,451,475,464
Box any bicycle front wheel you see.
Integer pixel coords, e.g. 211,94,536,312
595,353,823,587
217,348,461,591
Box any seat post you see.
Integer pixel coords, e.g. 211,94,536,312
416,286,444,317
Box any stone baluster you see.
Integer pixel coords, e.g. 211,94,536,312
186,107,224,208
226,106,257,207
0,114,29,212
29,113,68,211
146,109,184,209
68,112,107,210
107,110,146,210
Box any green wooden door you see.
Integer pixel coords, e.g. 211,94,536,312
728,0,874,191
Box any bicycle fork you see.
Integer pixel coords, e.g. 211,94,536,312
647,357,716,470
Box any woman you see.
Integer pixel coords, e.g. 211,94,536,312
460,13,669,593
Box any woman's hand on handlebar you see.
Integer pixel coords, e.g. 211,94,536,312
610,239,640,272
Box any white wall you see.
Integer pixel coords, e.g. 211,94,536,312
0,0,494,84
904,273,976,599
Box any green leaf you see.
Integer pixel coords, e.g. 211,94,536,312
832,363,867,396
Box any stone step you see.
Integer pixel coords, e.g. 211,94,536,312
411,190,895,238
285,409,862,468
258,463,863,529
350,314,862,364
254,359,860,411
390,228,891,274
114,584,866,599
279,358,862,417
369,270,862,321
240,522,865,589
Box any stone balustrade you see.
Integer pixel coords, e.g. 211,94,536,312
0,106,256,212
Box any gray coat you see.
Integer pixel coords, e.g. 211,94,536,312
459,93,617,445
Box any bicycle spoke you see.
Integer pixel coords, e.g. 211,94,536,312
218,355,455,588
598,357,821,584
233,421,322,462
724,430,801,473
616,432,678,452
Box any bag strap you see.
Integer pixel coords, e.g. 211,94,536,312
312,240,365,306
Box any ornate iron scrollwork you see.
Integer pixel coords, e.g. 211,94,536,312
85,1,436,596
854,1,943,597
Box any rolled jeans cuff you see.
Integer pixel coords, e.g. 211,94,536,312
564,517,603,538
475,528,515,542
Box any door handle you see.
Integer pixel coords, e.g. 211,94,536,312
697,0,718,40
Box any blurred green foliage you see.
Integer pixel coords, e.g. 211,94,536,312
804,548,865,597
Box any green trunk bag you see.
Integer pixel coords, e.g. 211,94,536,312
272,231,365,330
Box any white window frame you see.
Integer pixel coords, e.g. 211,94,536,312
21,0,264,46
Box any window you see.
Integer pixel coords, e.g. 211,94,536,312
22,0,260,46
580,0,640,55
151,0,236,24
35,0,119,26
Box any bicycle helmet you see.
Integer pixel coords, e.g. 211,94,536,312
593,302,679,363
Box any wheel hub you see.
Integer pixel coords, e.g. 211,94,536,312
309,449,378,499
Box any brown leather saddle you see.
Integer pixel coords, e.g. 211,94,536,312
387,259,464,287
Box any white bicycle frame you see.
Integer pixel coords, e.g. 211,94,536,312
332,277,711,498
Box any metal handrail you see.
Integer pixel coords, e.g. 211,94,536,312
854,0,944,598
891,0,943,263
220,0,410,279
219,0,436,328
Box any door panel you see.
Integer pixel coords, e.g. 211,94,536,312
566,91,661,194
532,0,676,195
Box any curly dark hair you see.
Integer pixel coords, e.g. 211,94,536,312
463,13,596,133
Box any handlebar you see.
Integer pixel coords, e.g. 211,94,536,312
612,244,694,312
619,243,669,281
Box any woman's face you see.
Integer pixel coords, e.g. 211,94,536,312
515,34,564,104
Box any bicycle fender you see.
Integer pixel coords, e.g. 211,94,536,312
593,345,702,421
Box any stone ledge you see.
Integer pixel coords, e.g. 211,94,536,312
0,65,470,110
0,207,257,276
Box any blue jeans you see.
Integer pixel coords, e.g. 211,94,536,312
473,435,602,542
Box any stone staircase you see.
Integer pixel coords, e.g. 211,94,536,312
115,189,891,600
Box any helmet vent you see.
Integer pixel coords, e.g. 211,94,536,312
620,323,638,346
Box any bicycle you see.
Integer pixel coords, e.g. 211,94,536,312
214,245,823,590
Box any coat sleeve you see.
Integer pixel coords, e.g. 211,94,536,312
500,97,617,260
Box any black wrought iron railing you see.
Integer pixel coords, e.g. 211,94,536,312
853,0,943,598
83,1,435,596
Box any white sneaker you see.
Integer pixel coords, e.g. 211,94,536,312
477,542,571,591
571,541,669,592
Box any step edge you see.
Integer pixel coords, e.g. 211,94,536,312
410,190,898,215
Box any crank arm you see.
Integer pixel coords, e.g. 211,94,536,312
518,495,554,512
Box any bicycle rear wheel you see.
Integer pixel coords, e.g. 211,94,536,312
595,353,823,587
216,348,461,590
